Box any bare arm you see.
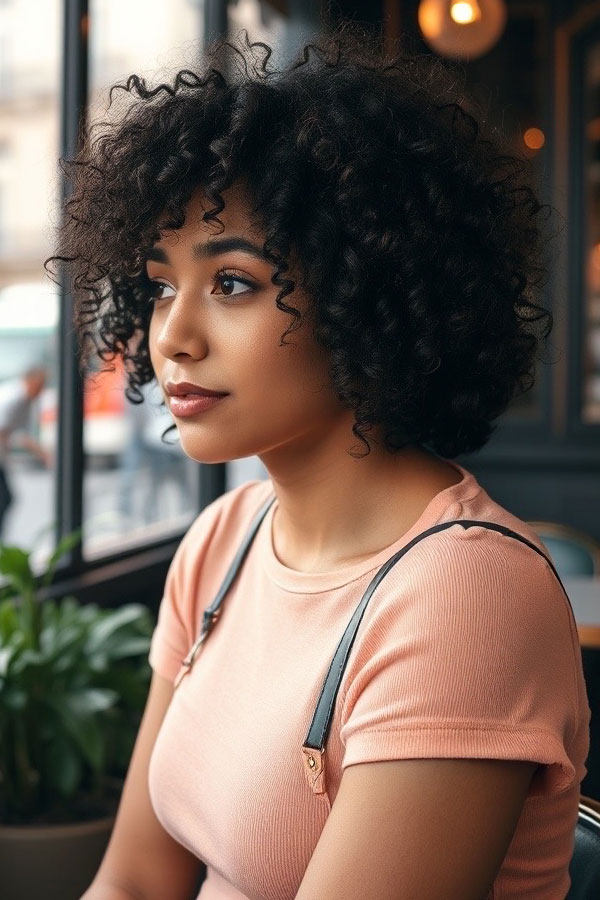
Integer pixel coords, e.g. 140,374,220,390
295,756,537,900
80,670,205,900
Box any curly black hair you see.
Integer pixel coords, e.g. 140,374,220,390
44,20,558,460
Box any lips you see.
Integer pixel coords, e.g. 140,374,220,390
168,393,227,417
179,390,226,397
164,380,228,398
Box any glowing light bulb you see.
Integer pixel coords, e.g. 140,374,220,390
418,0,507,60
523,127,545,150
450,1,482,25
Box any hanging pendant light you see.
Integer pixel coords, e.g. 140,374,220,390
417,0,508,60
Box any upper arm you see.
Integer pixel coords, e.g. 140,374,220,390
294,756,537,900
87,671,205,900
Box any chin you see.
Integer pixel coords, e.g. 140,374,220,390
178,442,232,466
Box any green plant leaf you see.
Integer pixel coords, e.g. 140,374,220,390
39,623,85,660
85,605,150,653
0,545,32,579
2,686,27,710
101,663,151,707
44,735,84,797
56,595,81,621
64,688,120,715
0,645,16,677
0,599,19,640
10,648,47,675
0,582,18,602
41,529,83,588
45,694,106,772
0,545,32,596
87,653,109,673
102,636,151,659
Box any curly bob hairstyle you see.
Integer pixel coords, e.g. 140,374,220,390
45,21,558,460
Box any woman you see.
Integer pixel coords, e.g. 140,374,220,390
48,22,590,900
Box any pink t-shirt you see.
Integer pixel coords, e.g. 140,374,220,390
147,461,591,900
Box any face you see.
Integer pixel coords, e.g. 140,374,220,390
146,182,355,467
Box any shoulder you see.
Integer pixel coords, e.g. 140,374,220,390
390,486,560,601
353,514,571,659
443,515,560,599
418,515,555,581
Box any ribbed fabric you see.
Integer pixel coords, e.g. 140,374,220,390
147,462,591,900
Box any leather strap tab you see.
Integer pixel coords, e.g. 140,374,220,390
301,746,327,794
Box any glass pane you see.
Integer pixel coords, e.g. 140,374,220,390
83,0,205,559
228,0,287,50
0,0,61,572
582,38,600,424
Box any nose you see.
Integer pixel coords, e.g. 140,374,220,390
152,293,208,362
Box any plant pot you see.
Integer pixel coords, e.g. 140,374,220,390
0,775,124,900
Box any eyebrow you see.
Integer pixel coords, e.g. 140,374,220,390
144,236,269,265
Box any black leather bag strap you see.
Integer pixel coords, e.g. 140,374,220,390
174,493,278,688
171,495,573,797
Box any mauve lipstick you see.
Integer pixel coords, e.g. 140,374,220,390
168,394,228,417
164,380,228,397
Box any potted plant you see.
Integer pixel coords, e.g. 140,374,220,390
0,526,154,900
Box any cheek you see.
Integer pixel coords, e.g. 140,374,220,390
252,331,335,411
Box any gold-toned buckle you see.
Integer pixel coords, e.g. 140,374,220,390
173,610,221,689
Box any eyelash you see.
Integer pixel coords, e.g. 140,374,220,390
147,267,257,303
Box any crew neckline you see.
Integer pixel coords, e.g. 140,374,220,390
257,461,482,593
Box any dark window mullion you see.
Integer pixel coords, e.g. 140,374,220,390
200,0,228,509
204,0,228,47
55,0,88,574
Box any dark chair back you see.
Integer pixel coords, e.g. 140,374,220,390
566,795,600,899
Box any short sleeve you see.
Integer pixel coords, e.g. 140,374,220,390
338,527,584,798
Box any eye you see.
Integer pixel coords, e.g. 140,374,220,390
210,267,257,299
147,280,175,303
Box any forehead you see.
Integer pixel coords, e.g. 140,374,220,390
155,181,264,247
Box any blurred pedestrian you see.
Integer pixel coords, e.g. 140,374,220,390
0,366,51,541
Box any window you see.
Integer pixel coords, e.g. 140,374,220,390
0,0,61,568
